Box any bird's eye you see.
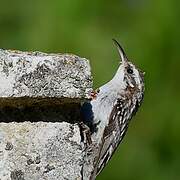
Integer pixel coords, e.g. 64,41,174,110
127,68,133,74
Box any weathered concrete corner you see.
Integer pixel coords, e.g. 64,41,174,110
0,49,92,99
0,49,93,180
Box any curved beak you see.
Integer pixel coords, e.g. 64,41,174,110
112,39,128,63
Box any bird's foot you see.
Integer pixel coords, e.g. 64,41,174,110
90,89,100,100
79,122,92,146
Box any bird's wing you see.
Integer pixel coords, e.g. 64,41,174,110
95,98,130,176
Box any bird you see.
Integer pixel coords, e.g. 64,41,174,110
80,39,145,179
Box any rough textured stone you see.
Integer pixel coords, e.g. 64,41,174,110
0,49,96,180
0,122,84,180
0,49,92,99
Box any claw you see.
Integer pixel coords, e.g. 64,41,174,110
90,89,100,100
79,122,92,146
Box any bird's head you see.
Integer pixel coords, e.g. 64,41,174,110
112,39,144,101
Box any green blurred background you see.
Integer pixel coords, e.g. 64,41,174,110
0,0,179,179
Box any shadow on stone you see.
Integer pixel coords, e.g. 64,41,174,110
0,97,81,123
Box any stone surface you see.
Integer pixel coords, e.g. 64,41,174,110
0,49,92,99
0,122,84,180
0,49,96,180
